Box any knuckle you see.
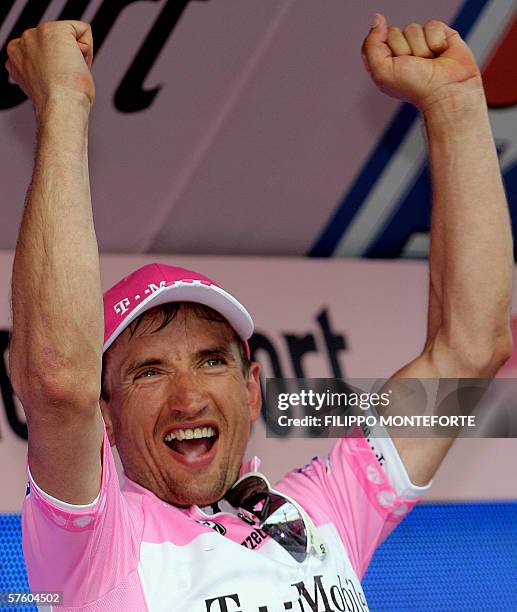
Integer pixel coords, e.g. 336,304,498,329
71,20,92,32
37,21,51,33
425,19,444,29
404,22,421,33
37,21,60,36
70,19,88,29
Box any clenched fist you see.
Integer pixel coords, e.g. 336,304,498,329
5,21,95,117
362,14,481,112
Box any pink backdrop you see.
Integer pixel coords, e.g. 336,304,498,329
2,0,513,258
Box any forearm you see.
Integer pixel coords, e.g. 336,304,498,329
10,96,103,405
424,81,513,374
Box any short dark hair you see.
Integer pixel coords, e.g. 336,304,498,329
101,302,251,402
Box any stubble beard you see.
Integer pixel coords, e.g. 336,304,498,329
163,469,227,508
118,433,244,507
162,452,241,507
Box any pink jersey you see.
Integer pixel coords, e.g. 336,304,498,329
22,424,420,611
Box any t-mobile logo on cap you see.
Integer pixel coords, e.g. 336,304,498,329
146,281,167,294
113,281,167,315
114,298,131,314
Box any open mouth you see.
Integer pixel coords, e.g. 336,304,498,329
163,425,219,463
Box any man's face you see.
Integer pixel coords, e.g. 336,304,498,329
101,305,261,507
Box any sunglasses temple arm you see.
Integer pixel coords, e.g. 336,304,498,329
309,526,327,559
295,504,327,559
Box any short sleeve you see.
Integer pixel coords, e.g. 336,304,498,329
275,431,421,579
21,422,140,607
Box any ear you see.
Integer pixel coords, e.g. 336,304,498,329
100,399,117,447
246,362,262,422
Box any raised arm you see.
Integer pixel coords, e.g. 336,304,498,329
362,15,513,485
7,22,105,503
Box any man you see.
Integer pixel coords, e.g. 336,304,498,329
6,12,512,611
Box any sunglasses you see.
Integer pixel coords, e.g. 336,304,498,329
225,471,327,563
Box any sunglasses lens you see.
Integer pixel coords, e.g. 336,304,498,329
260,497,308,562
226,477,309,563
225,476,268,511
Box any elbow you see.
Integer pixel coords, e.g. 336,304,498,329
490,334,514,372
9,345,101,415
443,334,513,377
15,368,101,414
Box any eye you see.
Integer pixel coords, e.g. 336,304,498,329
135,368,159,380
203,356,225,368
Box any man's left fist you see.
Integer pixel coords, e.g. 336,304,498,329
362,14,481,111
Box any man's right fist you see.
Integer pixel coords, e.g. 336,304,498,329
5,21,95,117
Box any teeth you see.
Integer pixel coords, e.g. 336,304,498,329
164,426,216,442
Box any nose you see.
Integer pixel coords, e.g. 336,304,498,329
165,369,208,418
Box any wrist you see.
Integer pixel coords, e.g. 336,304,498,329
420,76,486,122
35,90,92,126
35,95,91,155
